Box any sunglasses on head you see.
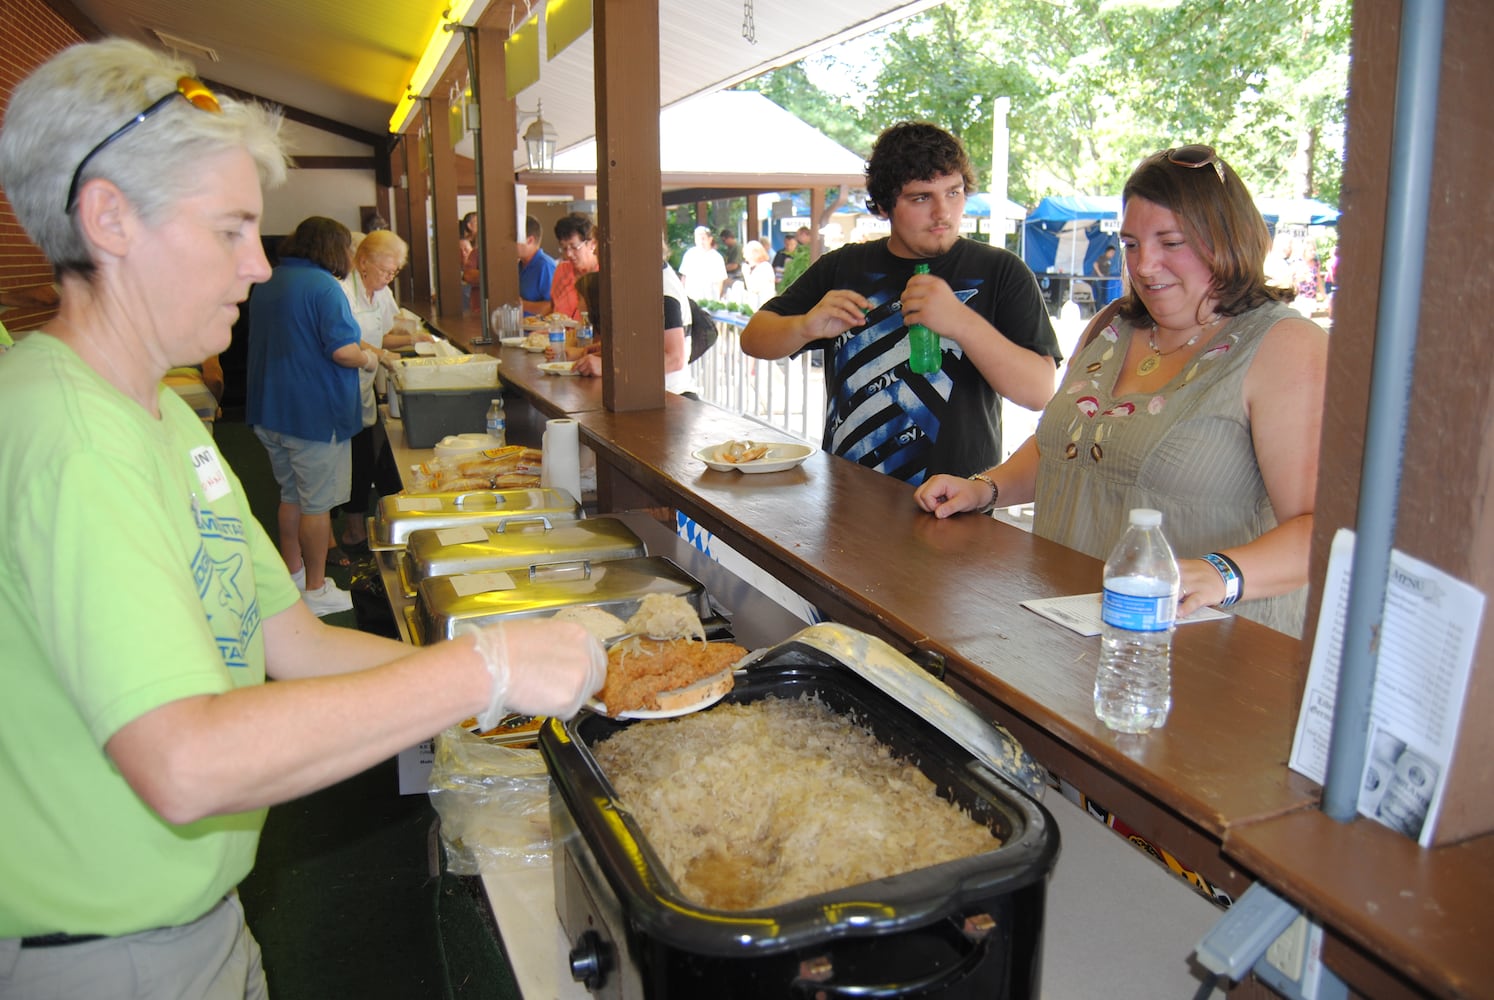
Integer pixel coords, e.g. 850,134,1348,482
65,76,222,213
1162,144,1226,184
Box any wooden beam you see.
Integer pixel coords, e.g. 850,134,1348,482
475,24,520,317
203,79,386,151
288,156,378,171
595,0,664,412
428,66,464,319
1310,0,1494,846
397,124,432,311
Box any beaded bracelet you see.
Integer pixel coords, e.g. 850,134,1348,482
1201,552,1243,606
967,473,999,513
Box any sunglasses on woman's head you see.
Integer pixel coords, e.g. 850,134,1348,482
65,76,222,212
1160,144,1226,184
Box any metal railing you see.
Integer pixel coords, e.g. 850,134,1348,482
688,311,823,444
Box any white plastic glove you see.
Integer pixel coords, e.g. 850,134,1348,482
459,620,606,729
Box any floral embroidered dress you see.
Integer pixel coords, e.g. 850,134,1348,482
1033,300,1306,636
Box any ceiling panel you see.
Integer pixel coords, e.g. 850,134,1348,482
65,0,941,150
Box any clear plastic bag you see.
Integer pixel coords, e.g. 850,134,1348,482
427,726,553,877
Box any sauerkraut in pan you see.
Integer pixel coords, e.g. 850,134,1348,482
593,695,998,910
624,593,705,641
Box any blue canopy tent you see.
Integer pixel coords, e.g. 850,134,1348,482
1021,196,1121,314
964,192,1030,220
963,192,1029,243
1021,195,1122,276
1255,197,1341,234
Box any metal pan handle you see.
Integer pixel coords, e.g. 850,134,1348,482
451,491,507,506
495,514,553,532
527,560,593,582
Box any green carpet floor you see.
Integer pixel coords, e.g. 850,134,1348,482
216,419,522,1000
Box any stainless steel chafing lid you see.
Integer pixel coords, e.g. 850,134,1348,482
417,555,709,643
370,488,580,549
401,515,645,595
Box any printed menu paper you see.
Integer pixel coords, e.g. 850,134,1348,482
1289,528,1485,847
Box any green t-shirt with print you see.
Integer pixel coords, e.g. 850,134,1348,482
0,333,302,937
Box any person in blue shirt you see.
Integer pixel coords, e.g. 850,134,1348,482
246,216,381,616
516,215,555,316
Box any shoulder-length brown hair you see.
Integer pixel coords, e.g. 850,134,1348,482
278,216,351,279
1117,147,1293,327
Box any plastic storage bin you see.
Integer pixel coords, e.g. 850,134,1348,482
398,386,497,448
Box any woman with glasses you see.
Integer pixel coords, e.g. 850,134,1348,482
916,145,1327,637
0,40,605,997
335,229,425,552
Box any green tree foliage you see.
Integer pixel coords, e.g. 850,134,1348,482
740,0,1349,207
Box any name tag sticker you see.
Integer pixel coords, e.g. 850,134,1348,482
191,445,232,502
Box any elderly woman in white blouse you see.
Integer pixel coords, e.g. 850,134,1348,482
337,229,428,549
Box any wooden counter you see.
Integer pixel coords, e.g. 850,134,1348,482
564,399,1316,889
420,309,1492,999
1224,809,1494,999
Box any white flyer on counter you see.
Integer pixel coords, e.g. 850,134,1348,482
1289,528,1484,847
1021,593,1229,637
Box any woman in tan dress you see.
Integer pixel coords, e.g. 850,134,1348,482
915,145,1327,636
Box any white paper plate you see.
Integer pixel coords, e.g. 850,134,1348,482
693,440,816,474
588,685,731,720
523,343,549,354
539,361,579,376
498,336,527,348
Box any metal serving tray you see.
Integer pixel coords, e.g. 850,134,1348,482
368,487,579,551
399,515,644,598
415,555,713,644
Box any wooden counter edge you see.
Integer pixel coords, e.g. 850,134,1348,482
1223,808,1494,1000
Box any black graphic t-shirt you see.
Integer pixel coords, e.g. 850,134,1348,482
760,238,1060,484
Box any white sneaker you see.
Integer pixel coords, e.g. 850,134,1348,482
291,565,306,592
302,579,353,617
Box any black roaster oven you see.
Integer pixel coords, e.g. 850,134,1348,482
539,625,1060,999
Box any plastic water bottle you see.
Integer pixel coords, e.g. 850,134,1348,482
907,263,941,374
576,312,593,351
485,397,507,447
1094,508,1179,733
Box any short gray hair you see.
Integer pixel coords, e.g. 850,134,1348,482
0,38,288,277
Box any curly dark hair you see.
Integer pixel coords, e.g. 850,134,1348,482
277,216,351,279
554,212,594,243
864,122,977,217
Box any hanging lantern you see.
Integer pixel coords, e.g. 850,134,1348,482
523,101,556,171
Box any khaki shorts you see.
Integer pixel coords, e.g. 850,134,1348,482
254,426,352,516
0,894,265,1000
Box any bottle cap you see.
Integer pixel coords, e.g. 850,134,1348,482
1128,508,1162,527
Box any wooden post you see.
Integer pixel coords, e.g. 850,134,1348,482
401,122,432,312
594,0,664,412
1310,0,1494,845
475,23,520,315
387,137,418,309
427,68,464,319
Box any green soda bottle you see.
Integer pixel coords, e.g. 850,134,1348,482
907,263,940,374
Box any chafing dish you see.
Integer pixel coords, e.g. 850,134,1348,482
369,487,579,550
399,515,644,597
